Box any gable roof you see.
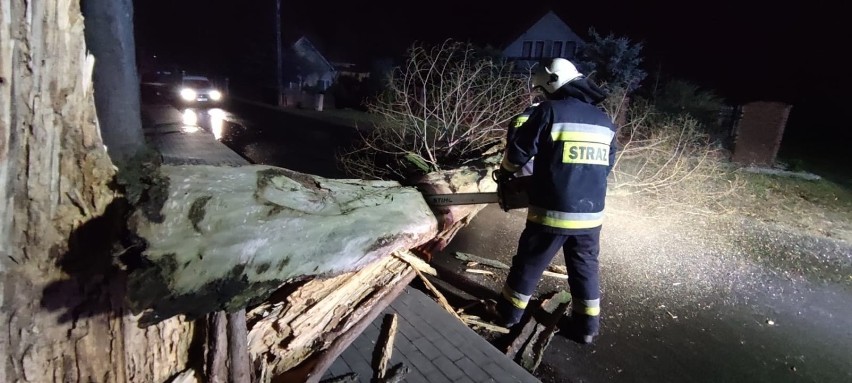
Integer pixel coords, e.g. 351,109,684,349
283,25,366,66
291,36,336,73
466,8,586,50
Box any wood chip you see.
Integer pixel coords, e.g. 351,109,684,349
463,318,510,334
455,252,510,269
542,270,568,279
547,264,568,274
465,268,494,275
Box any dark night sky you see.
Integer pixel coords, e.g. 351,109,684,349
134,0,847,141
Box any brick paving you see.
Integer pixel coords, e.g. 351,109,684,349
140,104,539,383
321,287,540,383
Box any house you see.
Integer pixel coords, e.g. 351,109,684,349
494,10,587,73
284,36,338,92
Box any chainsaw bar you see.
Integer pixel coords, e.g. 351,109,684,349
421,192,500,207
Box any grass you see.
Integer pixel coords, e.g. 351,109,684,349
737,170,852,213
282,107,383,130
717,168,852,243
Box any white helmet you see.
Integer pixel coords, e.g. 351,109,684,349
532,58,583,94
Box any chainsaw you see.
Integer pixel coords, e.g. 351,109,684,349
420,174,531,211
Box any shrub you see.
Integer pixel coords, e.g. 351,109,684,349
338,40,532,181
605,92,741,213
653,79,726,133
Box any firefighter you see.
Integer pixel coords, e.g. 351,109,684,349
493,58,616,344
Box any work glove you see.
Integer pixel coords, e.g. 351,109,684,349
492,167,515,185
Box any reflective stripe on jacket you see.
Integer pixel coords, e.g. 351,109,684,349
504,98,617,234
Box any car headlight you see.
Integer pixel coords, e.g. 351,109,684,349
180,88,197,101
209,90,222,101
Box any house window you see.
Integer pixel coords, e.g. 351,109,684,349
553,41,563,58
534,41,544,58
564,41,577,58
522,41,532,58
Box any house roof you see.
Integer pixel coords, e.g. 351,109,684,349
282,26,367,67
464,8,587,50
279,7,586,68
291,36,337,72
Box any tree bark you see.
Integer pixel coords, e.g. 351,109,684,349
126,164,438,324
207,311,229,383
228,309,251,383
0,1,196,382
0,3,503,383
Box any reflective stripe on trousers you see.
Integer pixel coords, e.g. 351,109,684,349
502,285,531,309
573,298,600,316
527,205,604,230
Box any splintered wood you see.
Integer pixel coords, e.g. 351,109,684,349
393,250,437,276
372,314,399,381
506,290,572,373
246,255,414,380
457,251,569,279
319,373,359,383
377,363,410,383
413,269,463,322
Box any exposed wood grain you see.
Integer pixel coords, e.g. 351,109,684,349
371,314,398,381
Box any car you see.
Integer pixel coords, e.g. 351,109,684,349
140,71,224,107
177,75,224,106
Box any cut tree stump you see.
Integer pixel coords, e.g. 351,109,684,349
505,290,572,373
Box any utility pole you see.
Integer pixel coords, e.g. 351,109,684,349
82,0,146,161
275,0,284,106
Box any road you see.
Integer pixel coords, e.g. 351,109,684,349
434,203,852,383
189,98,851,383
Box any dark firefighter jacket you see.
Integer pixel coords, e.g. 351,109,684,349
504,95,617,234
506,104,539,177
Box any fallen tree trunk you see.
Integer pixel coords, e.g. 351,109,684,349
126,164,438,325
410,162,499,258
125,160,499,381
252,164,501,380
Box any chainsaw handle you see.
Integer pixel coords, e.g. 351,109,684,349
493,171,530,212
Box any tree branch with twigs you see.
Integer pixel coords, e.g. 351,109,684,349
338,39,532,181
602,88,742,214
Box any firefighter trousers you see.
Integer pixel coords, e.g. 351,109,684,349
497,224,601,334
